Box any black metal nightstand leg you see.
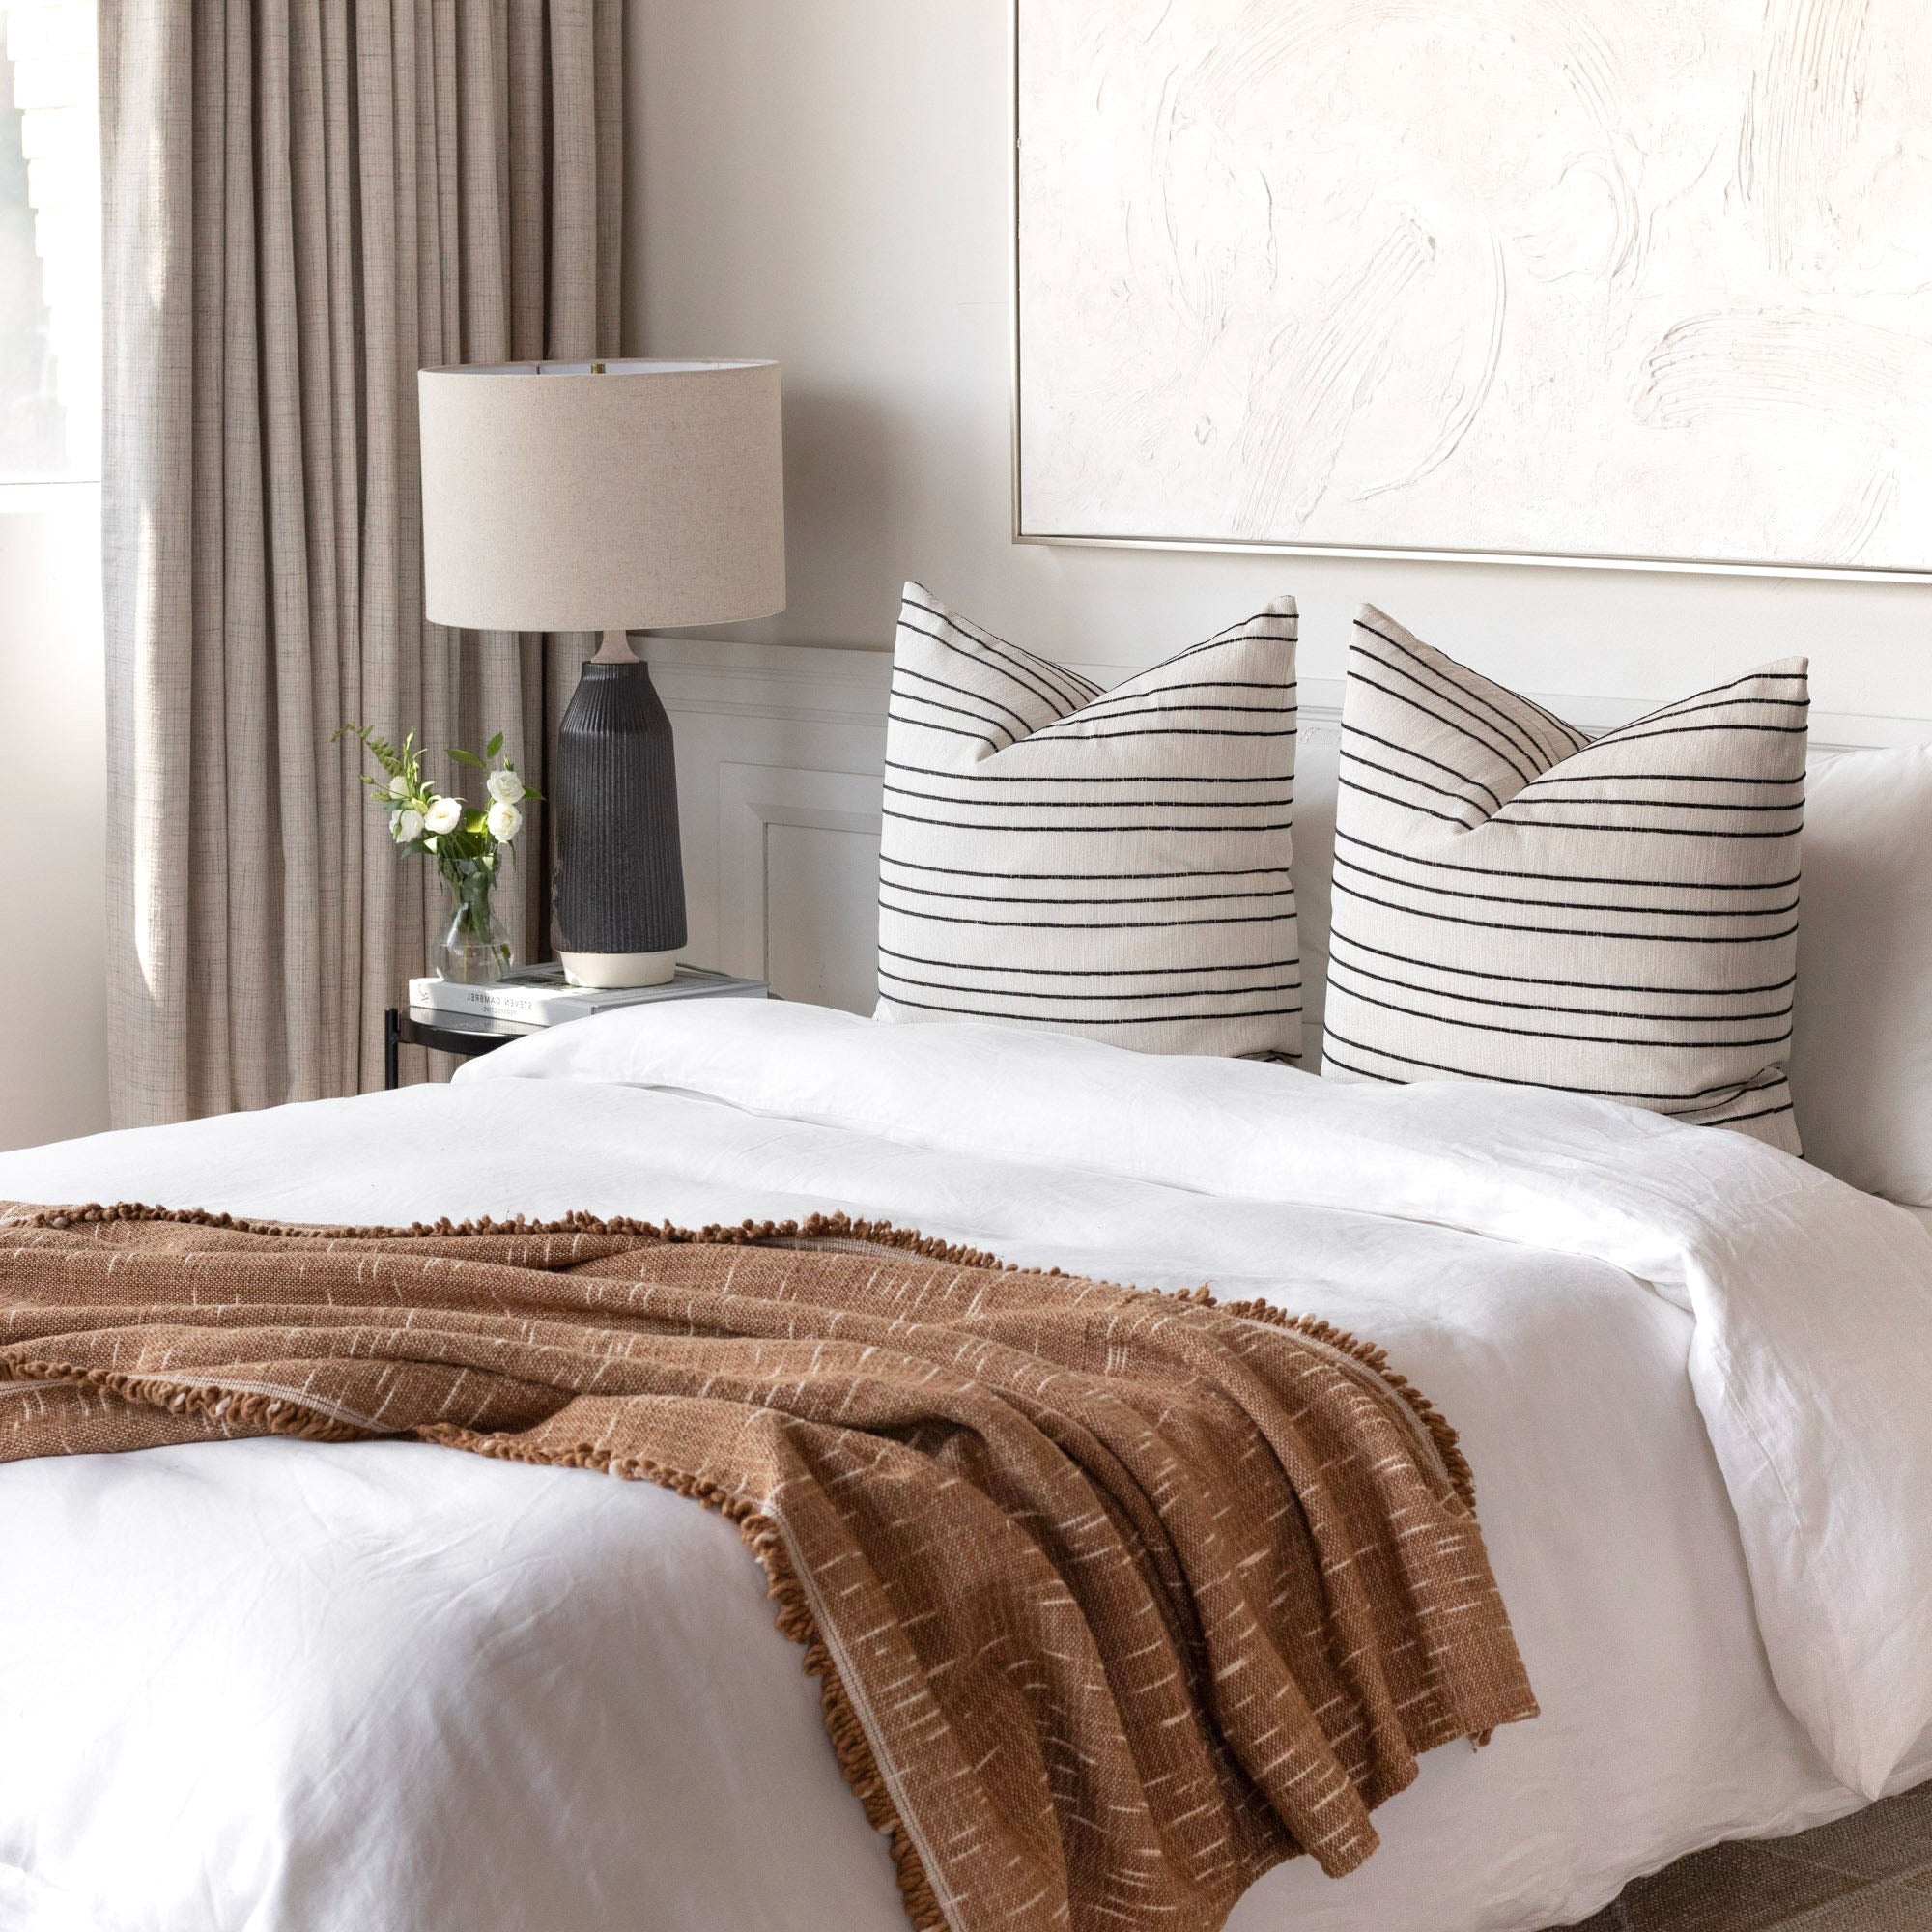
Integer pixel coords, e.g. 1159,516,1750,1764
384,1009,401,1092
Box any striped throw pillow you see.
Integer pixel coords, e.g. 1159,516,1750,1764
1320,606,1807,1150
874,582,1302,1059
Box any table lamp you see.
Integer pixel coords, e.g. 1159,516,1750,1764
417,358,784,987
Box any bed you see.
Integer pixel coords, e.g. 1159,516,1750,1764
4,997,1931,1932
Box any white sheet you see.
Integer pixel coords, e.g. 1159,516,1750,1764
4,999,1930,1932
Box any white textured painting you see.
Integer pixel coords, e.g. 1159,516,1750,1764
1013,0,1932,576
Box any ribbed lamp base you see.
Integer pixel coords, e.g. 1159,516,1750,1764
553,657,688,990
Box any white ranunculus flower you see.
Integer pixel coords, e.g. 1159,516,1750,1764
388,773,411,799
423,795,463,836
487,769,525,806
486,799,523,842
394,807,425,844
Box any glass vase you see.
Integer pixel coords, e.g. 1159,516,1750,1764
434,868,513,984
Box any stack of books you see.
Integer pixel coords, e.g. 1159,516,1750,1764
407,962,768,1029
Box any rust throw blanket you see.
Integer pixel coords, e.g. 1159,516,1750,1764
0,1204,1536,1931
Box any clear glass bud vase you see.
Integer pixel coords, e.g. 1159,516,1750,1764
434,867,513,984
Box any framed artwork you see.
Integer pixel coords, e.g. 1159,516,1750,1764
1012,0,1932,579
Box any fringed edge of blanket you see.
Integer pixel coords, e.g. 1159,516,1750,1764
13,1200,1482,1514
1208,1297,1478,1514
11,1199,1019,1272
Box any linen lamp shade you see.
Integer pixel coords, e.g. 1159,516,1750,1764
415,358,785,990
417,358,784,633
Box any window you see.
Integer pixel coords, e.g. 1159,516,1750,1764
0,0,98,484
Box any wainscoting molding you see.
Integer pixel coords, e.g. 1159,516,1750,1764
716,760,887,1013
647,638,889,1011
645,634,1927,1028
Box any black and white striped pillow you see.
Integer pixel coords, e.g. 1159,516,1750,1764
1320,607,1807,1150
874,582,1302,1059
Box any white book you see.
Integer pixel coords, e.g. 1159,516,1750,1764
408,963,767,1028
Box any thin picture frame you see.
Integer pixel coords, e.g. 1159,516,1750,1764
1006,0,1932,586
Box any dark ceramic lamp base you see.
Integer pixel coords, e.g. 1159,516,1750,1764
552,640,687,988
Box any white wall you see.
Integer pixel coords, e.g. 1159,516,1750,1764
626,1,1931,737
0,488,106,1149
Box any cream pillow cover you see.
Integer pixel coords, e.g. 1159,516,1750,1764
1320,607,1808,1151
874,582,1302,1059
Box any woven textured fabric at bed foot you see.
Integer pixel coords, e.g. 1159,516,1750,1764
874,582,1302,1060
1321,607,1807,1150
0,1204,1535,1932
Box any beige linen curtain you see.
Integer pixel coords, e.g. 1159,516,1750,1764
100,1,623,1125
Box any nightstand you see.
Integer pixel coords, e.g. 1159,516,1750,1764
384,1007,538,1089
383,964,770,1090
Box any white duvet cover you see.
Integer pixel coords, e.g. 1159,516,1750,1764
4,1001,1931,1932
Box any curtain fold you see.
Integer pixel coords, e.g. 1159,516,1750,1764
101,0,622,1125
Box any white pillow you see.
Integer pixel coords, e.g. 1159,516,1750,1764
874,582,1302,1059
1320,607,1808,1151
1789,747,1932,1203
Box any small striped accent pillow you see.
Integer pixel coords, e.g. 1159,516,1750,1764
1320,607,1807,1150
874,582,1302,1059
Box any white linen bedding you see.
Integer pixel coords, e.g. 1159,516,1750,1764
3,999,1930,1932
